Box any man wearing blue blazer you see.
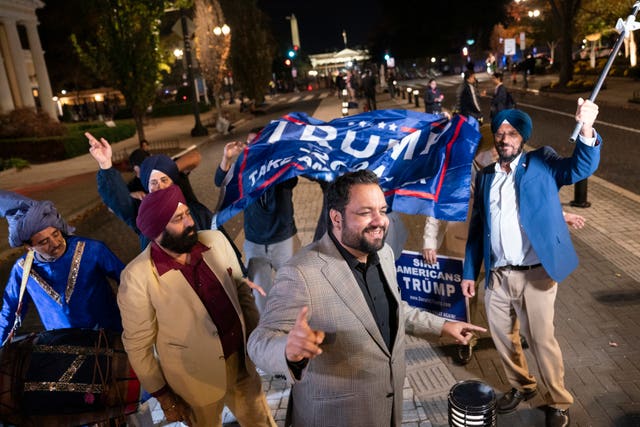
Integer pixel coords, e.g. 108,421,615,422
461,99,601,427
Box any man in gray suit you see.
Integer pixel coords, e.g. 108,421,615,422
248,170,485,427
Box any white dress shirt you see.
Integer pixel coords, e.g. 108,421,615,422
489,153,539,268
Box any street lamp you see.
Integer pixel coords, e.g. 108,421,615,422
213,24,230,36
211,23,232,110
179,8,208,137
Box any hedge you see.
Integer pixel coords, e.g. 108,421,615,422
0,120,136,163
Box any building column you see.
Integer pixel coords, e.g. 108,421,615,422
2,18,35,109
0,51,15,113
24,20,56,119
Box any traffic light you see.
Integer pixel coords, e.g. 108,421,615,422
288,50,296,58
284,58,292,67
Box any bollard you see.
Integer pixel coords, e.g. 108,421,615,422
570,179,591,208
401,87,406,99
407,87,413,104
448,380,496,426
340,89,349,116
413,90,419,108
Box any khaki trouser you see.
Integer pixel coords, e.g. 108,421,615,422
191,353,276,427
485,267,573,410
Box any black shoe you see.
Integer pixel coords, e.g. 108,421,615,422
455,343,473,365
496,388,537,413
546,408,570,427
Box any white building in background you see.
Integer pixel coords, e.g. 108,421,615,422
0,0,56,120
309,48,371,76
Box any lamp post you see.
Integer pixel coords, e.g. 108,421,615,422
211,23,231,121
180,8,208,137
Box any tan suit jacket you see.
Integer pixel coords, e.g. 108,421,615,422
118,230,259,408
247,234,445,427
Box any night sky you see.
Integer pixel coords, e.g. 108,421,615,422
257,0,382,54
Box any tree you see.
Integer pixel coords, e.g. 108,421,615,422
547,0,583,86
574,0,636,67
193,0,231,119
220,0,275,105
72,0,165,142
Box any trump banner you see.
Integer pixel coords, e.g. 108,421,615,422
396,251,468,322
214,110,480,228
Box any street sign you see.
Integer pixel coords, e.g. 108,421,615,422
504,38,516,56
172,17,194,38
520,32,526,51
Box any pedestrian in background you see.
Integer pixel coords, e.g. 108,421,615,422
461,100,601,427
248,170,485,427
362,69,377,111
214,127,298,313
424,78,444,114
489,72,515,119
118,185,275,427
456,70,483,122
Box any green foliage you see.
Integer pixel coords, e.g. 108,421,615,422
63,120,136,158
574,0,629,41
71,0,166,139
0,108,67,138
0,158,30,171
150,102,211,117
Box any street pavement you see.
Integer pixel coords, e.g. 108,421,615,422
1,73,640,426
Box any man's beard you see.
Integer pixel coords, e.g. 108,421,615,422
497,143,523,164
159,226,198,254
341,222,387,255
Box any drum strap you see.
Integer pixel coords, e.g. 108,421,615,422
3,250,35,346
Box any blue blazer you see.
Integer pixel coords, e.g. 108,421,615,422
463,136,601,286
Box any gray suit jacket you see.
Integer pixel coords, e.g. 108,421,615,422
247,234,445,427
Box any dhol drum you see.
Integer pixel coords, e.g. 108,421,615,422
0,328,140,426
448,380,497,427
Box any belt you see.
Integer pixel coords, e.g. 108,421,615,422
497,263,542,271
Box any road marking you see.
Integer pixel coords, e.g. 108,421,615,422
319,92,330,99
518,102,640,134
302,94,315,101
289,95,301,102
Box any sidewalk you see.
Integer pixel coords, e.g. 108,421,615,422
2,75,640,426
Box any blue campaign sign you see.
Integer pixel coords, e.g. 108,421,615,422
396,250,468,322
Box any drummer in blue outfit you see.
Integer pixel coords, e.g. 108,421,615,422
0,191,123,344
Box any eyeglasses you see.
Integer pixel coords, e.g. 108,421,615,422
494,131,521,140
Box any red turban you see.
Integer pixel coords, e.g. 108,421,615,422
136,185,186,240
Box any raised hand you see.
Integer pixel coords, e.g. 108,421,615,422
220,140,246,171
576,98,599,138
285,306,325,362
85,132,113,170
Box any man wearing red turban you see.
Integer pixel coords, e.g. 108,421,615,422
117,185,275,427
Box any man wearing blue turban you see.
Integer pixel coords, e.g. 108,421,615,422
0,191,123,344
460,99,602,427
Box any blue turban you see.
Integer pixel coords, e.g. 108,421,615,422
0,190,75,248
139,155,180,192
491,109,533,141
